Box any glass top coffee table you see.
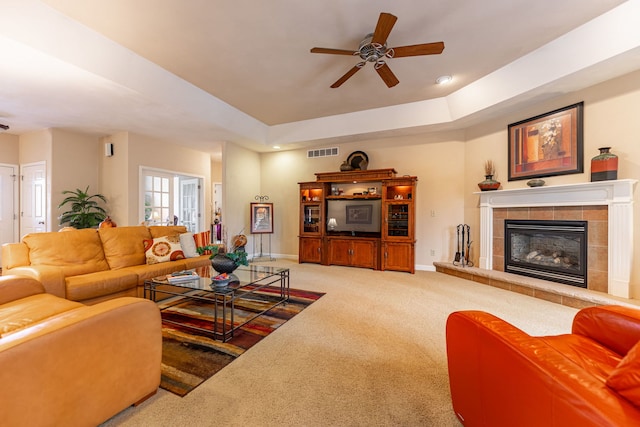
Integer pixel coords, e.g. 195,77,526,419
144,265,289,342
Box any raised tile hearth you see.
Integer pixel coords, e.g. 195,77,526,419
434,262,640,309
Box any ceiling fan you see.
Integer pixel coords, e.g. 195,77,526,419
311,12,444,88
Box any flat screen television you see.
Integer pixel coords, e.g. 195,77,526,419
326,199,381,234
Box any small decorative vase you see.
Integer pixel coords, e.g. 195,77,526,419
478,175,500,191
211,254,238,274
591,147,618,182
526,178,545,187
99,216,117,228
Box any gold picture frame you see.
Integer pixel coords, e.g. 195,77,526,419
508,102,584,181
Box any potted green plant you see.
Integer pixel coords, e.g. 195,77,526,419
198,239,249,274
58,186,108,229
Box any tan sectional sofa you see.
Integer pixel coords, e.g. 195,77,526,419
0,275,162,426
1,225,214,304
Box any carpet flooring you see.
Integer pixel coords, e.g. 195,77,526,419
101,260,579,426
159,287,324,396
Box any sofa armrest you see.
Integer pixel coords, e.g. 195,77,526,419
572,305,640,356
0,276,44,305
446,311,640,427
2,265,66,298
0,297,162,426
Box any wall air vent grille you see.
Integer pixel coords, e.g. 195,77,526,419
307,147,339,158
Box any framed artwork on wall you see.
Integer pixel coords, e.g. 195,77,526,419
250,203,273,234
508,102,584,181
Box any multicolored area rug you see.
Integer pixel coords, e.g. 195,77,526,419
159,287,324,397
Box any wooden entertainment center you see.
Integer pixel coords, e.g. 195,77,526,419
298,168,417,273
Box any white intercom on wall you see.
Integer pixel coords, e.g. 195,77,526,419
105,142,114,157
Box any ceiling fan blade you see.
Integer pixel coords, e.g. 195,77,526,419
390,42,445,57
311,47,356,55
375,63,399,88
330,64,364,88
371,12,397,46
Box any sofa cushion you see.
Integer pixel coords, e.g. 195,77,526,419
64,270,139,302
99,226,152,269
1,243,30,269
0,293,83,337
179,232,199,258
122,260,190,285
144,236,185,264
23,229,109,276
149,225,187,238
606,340,640,407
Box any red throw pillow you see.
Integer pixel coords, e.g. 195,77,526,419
193,230,212,254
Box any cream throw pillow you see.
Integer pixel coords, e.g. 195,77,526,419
144,235,185,264
179,232,199,258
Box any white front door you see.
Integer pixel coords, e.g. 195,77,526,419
20,162,47,237
0,164,18,264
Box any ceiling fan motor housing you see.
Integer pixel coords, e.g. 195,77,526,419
358,33,389,63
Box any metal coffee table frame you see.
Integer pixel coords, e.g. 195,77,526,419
144,266,289,342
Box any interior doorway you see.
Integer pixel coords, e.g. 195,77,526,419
141,168,204,232
0,164,19,264
213,182,222,242
20,162,47,238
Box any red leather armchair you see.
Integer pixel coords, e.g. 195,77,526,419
446,305,640,426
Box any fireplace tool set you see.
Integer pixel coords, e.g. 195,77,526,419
453,224,473,267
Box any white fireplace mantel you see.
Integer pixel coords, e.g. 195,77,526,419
477,179,637,298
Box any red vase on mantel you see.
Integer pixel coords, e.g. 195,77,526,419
478,175,501,191
591,147,618,182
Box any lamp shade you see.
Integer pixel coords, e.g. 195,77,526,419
327,218,337,230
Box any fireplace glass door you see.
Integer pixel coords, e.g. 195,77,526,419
505,220,588,287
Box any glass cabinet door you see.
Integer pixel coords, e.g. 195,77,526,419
302,204,322,234
385,203,410,237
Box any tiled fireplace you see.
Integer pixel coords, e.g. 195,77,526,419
478,180,637,298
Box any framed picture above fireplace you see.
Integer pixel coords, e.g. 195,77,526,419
508,102,584,181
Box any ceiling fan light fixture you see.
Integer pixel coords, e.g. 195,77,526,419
436,75,453,85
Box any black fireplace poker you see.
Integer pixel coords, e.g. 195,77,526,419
453,224,473,267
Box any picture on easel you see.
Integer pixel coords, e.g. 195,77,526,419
250,202,273,234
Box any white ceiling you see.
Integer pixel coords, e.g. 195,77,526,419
1,0,640,158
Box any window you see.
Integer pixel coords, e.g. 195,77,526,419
142,169,202,232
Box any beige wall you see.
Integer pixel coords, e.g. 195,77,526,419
51,129,101,229
122,133,212,227
464,69,640,297
223,142,260,249
0,133,19,164
259,131,467,265
99,132,129,224
4,68,640,296
211,159,222,182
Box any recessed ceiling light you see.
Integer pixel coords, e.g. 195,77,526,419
273,146,281,149
435,75,452,85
